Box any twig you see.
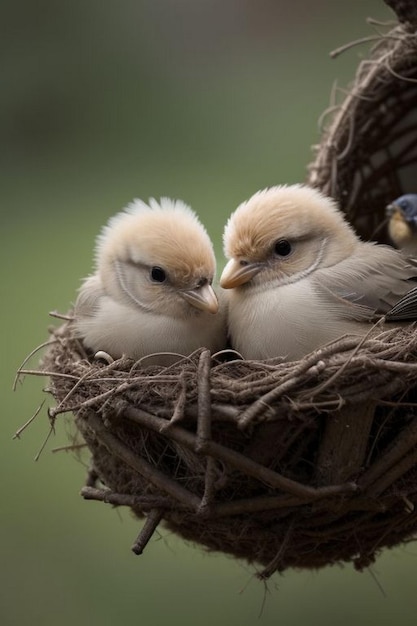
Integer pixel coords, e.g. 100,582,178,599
301,322,384,400
123,405,357,500
330,35,390,59
364,448,417,498
166,375,187,426
80,486,183,511
17,369,80,381
237,349,329,428
49,367,101,419
51,443,87,454
384,57,417,83
196,349,212,450
34,424,55,462
13,340,59,390
258,523,294,579
84,412,201,511
13,400,45,439
49,311,74,320
199,457,218,514
212,494,308,516
359,417,417,491
132,510,164,555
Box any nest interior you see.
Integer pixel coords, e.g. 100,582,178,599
35,2,417,579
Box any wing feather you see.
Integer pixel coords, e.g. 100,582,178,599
313,242,417,321
385,286,417,320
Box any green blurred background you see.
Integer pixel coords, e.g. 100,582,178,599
4,1,417,624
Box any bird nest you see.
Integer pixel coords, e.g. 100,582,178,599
22,2,417,578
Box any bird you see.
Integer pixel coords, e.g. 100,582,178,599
73,197,227,361
386,194,417,256
220,184,417,361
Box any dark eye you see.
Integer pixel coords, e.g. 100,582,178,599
150,266,166,282
274,239,292,257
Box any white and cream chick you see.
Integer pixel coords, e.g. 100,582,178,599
74,197,226,361
220,184,417,361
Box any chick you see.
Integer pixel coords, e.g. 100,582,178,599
74,197,226,361
220,184,417,361
386,194,417,256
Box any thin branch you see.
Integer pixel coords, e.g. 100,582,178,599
13,340,59,390
166,373,187,426
34,424,55,462
123,405,357,501
49,311,74,320
360,417,417,492
384,58,417,83
131,510,163,555
196,349,212,450
198,457,218,514
17,369,80,381
84,412,201,511
51,443,88,454
365,449,417,498
80,486,184,511
13,400,45,440
258,523,294,579
330,35,390,59
49,367,101,419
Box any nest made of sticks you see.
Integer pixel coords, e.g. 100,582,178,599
23,2,417,578
41,323,417,577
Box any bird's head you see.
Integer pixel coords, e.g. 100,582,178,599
386,194,417,249
386,194,417,226
96,197,219,316
220,184,358,290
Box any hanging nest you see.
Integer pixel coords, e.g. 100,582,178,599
24,1,417,578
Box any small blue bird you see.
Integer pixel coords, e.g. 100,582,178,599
386,194,417,255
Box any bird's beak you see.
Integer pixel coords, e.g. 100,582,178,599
220,258,263,289
387,205,403,221
181,283,219,314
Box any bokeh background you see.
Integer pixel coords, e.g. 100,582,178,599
4,1,417,625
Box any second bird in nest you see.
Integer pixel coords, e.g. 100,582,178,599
220,184,417,361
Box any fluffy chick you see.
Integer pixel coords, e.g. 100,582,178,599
220,184,417,361
74,197,226,360
386,194,417,256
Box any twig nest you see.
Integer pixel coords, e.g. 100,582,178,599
43,319,417,576
37,8,417,577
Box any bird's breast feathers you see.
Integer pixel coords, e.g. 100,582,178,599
227,280,348,360
75,292,225,359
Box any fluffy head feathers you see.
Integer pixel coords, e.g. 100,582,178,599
223,184,357,263
96,197,216,287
